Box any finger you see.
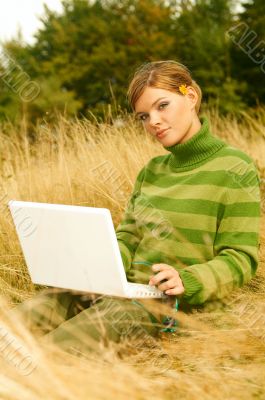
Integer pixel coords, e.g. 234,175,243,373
157,277,179,292
165,286,185,295
165,277,185,295
152,263,175,273
149,270,174,286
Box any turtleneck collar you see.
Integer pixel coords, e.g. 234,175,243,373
163,116,226,170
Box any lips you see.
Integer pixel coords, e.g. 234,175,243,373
156,128,169,138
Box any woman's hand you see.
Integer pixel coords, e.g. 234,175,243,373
149,263,185,295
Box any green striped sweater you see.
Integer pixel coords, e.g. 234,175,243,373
115,116,261,305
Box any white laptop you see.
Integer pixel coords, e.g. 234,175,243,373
8,200,167,299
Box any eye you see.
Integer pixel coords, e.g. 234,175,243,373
137,102,168,122
159,102,168,109
138,114,148,122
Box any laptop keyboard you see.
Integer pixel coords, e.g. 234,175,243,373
128,282,167,298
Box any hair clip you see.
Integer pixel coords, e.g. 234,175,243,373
179,84,188,95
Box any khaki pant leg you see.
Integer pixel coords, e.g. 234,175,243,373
11,289,81,336
43,296,161,355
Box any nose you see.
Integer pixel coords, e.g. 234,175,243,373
149,111,161,128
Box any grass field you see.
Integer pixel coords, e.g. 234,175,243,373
0,108,264,399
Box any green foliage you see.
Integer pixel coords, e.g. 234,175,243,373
0,0,264,124
228,0,265,106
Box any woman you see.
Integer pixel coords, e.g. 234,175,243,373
13,60,261,355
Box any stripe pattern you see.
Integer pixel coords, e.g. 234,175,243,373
116,116,261,305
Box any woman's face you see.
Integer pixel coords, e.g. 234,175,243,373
134,86,200,146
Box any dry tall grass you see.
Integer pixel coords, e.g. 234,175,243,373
0,108,264,399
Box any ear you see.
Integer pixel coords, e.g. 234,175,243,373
186,86,198,110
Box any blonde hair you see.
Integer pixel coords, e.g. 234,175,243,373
127,60,202,114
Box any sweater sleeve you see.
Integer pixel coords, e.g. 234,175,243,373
115,167,146,273
178,161,261,305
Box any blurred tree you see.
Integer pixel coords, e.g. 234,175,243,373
0,0,263,124
172,0,247,113
0,0,177,122
228,0,265,107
